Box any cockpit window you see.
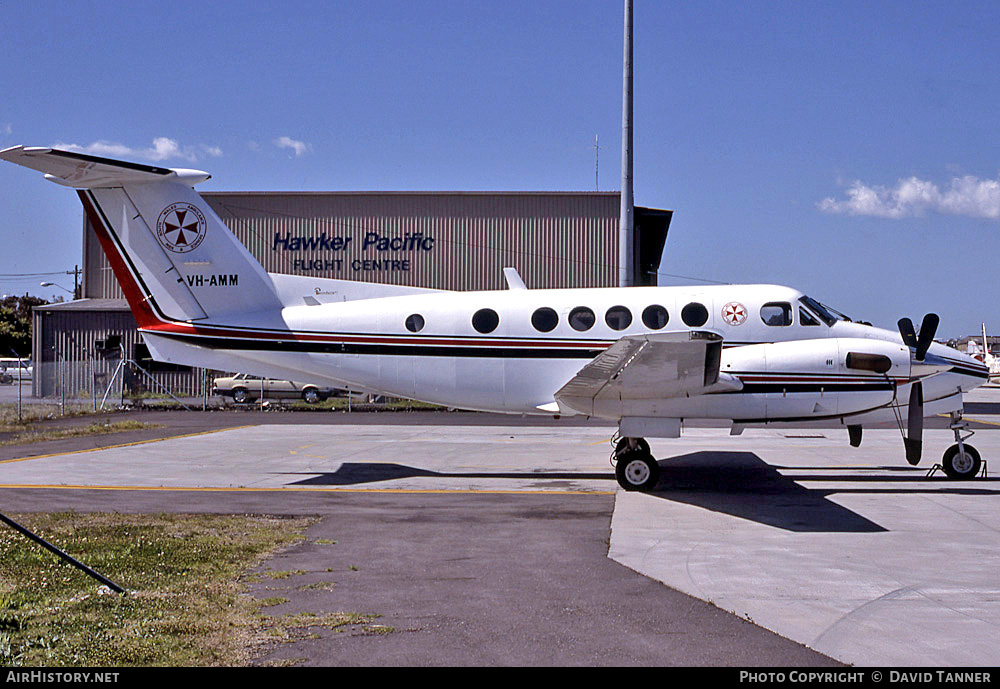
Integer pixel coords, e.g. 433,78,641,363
761,302,792,327
799,307,819,326
798,296,837,327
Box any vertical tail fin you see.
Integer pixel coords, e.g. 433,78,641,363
1,146,280,327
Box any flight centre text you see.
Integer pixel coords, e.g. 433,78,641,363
272,231,435,273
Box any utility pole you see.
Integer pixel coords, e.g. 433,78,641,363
66,265,81,299
618,0,635,287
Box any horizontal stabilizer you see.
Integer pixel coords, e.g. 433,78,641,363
0,145,210,188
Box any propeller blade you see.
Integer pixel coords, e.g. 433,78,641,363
904,381,923,465
915,313,939,361
898,318,917,349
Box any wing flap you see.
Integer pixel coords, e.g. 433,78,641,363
554,330,732,416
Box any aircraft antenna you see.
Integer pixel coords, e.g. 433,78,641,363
595,134,600,191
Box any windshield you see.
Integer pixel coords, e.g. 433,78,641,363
798,296,843,327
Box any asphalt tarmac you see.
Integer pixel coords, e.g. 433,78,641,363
2,387,998,666
0,407,839,667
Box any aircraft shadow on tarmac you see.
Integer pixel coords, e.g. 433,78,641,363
283,464,610,486
280,450,1000,533
643,451,889,533
650,451,1000,532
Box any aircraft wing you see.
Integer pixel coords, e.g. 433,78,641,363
0,145,207,188
554,330,740,416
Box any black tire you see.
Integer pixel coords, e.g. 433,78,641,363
615,451,660,492
302,387,322,404
942,444,981,480
232,387,253,404
0,373,11,385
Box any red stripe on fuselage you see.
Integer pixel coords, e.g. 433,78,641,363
77,189,160,330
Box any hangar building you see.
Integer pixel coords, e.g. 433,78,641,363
32,191,670,399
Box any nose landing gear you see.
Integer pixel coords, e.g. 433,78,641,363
937,412,984,480
612,436,660,492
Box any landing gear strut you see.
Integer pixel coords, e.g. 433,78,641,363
940,412,983,480
612,436,659,492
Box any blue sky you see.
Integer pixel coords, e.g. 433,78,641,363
1,1,998,338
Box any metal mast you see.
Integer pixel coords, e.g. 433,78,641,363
618,0,635,287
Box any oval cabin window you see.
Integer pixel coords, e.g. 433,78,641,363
605,306,632,331
681,302,709,327
405,314,425,333
642,304,669,330
569,306,596,332
531,307,558,332
472,308,500,334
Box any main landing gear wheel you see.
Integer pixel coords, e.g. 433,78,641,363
942,443,982,480
613,438,659,492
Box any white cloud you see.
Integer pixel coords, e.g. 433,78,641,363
273,136,312,157
1,123,11,135
819,174,1000,220
53,137,223,163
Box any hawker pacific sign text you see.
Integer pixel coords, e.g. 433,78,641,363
272,231,436,273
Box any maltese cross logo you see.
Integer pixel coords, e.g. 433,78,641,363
721,302,748,326
156,202,207,253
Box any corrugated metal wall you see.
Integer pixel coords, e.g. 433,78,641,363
32,304,209,399
85,191,622,298
46,191,627,400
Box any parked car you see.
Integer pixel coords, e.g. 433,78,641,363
212,373,337,404
0,358,32,384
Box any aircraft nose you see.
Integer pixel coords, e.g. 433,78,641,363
933,340,990,379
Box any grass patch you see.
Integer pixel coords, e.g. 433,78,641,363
0,420,163,446
0,512,315,666
0,403,99,428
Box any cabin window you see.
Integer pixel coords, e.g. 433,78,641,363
405,314,425,333
642,304,669,330
799,307,819,326
761,302,792,326
531,307,559,332
569,306,596,331
681,302,709,327
605,306,632,331
472,308,500,334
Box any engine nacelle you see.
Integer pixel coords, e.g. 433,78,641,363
722,337,910,419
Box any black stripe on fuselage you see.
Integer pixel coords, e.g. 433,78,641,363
735,382,895,394
150,331,605,359
948,365,990,380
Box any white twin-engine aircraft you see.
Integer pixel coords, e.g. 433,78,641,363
1,145,991,490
